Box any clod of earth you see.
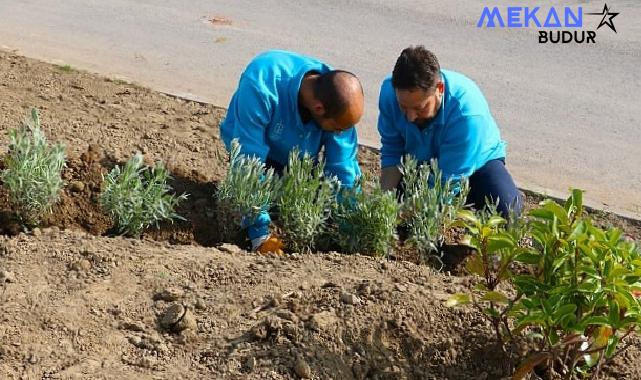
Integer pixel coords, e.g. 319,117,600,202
160,303,197,333
294,357,312,379
69,180,85,192
154,287,185,302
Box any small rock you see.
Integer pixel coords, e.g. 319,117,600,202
128,336,143,347
160,304,184,329
32,227,42,236
269,295,282,308
294,357,311,379
154,287,184,302
121,321,146,332
340,292,360,305
71,260,92,272
218,243,243,255
195,298,207,310
160,304,197,333
139,356,156,368
69,181,85,192
154,343,169,354
0,270,16,283
394,284,407,292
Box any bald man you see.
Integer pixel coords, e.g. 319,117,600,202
220,50,364,254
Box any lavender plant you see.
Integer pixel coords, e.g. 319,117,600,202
333,176,399,257
276,148,336,253
99,153,187,237
1,108,66,226
214,140,281,243
399,155,469,263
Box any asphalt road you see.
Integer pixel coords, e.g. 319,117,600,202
1,0,640,217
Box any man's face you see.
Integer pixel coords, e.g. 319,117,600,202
395,83,443,126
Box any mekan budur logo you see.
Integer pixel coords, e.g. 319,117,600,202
477,3,619,43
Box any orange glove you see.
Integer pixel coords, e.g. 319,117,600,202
256,235,285,256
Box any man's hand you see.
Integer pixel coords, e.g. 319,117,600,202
255,235,285,256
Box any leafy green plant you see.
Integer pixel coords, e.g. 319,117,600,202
399,156,469,261
511,189,641,380
215,140,281,243
447,204,530,351
276,148,336,253
332,176,399,257
1,108,66,226
99,152,187,237
448,188,641,380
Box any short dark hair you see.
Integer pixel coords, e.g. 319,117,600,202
313,70,359,119
392,46,441,91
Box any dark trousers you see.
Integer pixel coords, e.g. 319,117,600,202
265,158,285,176
466,159,522,218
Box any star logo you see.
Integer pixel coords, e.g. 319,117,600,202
586,3,619,33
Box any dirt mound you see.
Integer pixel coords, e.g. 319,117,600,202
1,50,640,379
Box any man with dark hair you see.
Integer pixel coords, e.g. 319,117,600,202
378,45,522,217
220,50,364,254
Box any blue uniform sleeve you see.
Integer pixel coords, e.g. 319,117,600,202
227,79,274,161
321,128,361,189
439,114,485,180
243,212,271,240
377,91,404,169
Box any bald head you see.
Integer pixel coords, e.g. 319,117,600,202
313,70,364,129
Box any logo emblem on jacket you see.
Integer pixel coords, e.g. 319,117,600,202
270,122,284,139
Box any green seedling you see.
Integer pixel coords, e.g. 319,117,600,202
447,204,530,355
99,153,187,237
214,139,281,243
276,148,336,253
399,156,469,264
332,176,399,257
1,108,66,226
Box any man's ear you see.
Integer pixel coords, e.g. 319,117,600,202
436,81,444,94
311,100,325,117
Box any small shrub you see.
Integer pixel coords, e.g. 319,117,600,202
333,176,399,257
99,152,187,237
399,156,469,262
511,189,641,379
448,189,641,380
276,148,336,253
215,140,281,243
1,108,66,226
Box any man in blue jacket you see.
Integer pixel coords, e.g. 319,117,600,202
378,45,522,217
220,50,364,254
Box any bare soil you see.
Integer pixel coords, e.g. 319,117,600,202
1,50,639,379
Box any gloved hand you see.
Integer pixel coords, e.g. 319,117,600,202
251,234,284,256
